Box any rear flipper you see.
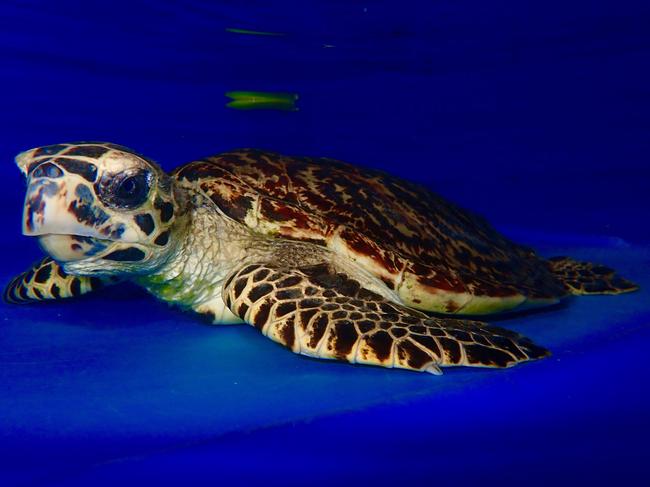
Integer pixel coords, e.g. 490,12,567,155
3,257,118,304
547,256,639,295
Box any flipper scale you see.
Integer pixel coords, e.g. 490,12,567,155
223,262,549,374
547,256,638,295
3,257,118,304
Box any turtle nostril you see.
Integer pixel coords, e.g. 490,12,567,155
31,162,63,179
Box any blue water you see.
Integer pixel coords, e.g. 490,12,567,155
1,2,649,486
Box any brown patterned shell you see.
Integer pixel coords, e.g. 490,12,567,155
173,149,567,315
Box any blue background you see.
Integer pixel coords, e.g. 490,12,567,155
0,1,649,486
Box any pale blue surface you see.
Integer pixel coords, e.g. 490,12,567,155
1,239,649,485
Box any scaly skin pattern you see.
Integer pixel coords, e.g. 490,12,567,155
3,256,118,303
134,191,253,323
221,262,549,373
546,257,638,295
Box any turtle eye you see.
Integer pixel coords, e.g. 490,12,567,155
117,175,142,198
97,170,152,209
114,173,151,207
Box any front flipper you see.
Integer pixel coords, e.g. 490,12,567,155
4,257,117,304
222,262,549,374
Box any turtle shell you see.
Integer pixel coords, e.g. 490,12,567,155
173,149,566,314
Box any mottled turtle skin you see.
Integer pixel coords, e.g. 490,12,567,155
4,143,638,374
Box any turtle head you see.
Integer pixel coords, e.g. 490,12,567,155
16,142,184,276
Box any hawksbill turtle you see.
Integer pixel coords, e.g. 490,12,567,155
4,142,638,374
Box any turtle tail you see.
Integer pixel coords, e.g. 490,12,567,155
547,256,639,295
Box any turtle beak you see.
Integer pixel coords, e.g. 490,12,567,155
21,167,121,262
17,152,111,240
21,160,139,239
22,166,103,239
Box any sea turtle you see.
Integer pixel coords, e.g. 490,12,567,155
4,142,638,374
